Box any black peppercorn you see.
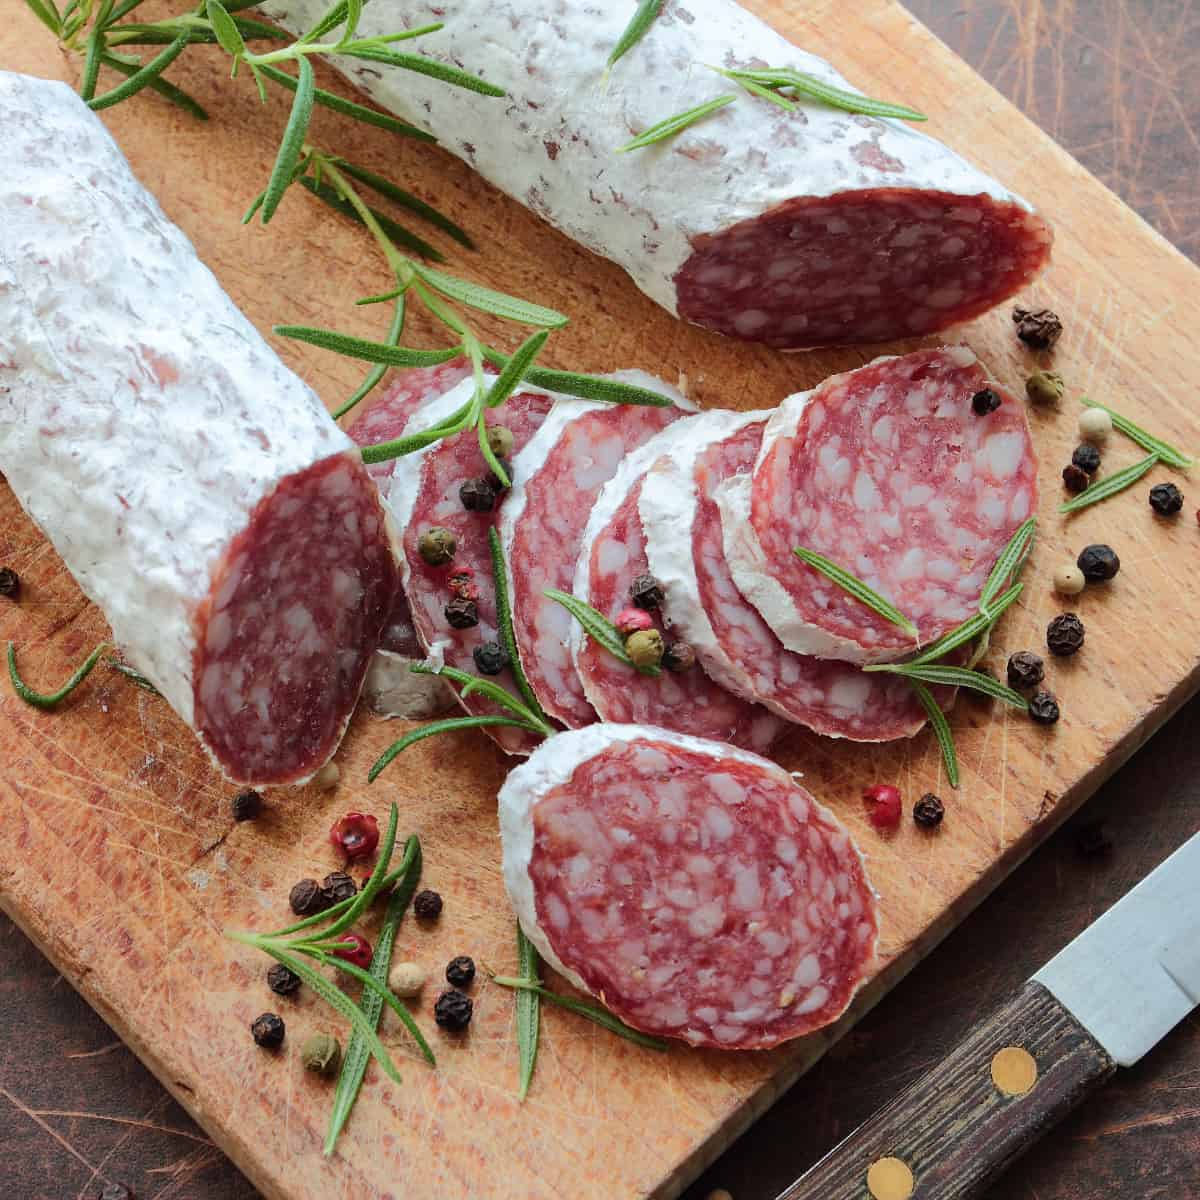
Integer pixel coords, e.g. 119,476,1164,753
321,871,357,905
1046,613,1085,657
0,567,20,599
251,1012,286,1049
445,955,476,988
971,388,1000,415
1006,650,1045,690
1061,463,1090,494
1077,543,1120,582
473,641,509,676
413,889,443,920
629,572,664,610
913,793,945,829
489,458,514,491
266,962,302,997
289,878,329,917
1012,307,1063,351
98,1186,136,1200
1075,820,1113,859
1029,691,1061,726
1071,444,1101,474
434,988,474,1031
444,595,480,629
231,789,262,822
662,641,697,672
459,477,498,513
1150,481,1184,516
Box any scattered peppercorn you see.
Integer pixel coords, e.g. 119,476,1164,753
662,640,697,672
1071,444,1101,474
388,961,427,997
1077,543,1120,582
1061,463,1090,494
1053,564,1086,596
1047,613,1085,657
445,955,476,988
486,424,514,458
418,527,457,566
629,572,664,610
862,784,902,831
1029,691,1061,726
913,793,945,829
413,889,443,920
448,568,479,600
1006,650,1045,690
614,606,654,636
231,789,262,822
1075,820,1113,859
489,457,514,491
1078,407,1113,442
1013,306,1063,351
971,388,1000,416
434,988,474,1031
473,641,509,676
444,595,480,629
459,477,498,512
321,871,357,905
251,1012,286,1049
98,1186,135,1200
300,1031,342,1077
332,932,373,970
0,567,20,599
266,962,302,997
1150,481,1184,516
625,627,665,670
330,811,379,861
289,878,329,917
1025,370,1065,406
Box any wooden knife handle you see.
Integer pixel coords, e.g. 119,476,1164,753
776,981,1116,1200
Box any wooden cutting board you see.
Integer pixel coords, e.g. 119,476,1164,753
2,2,1199,1197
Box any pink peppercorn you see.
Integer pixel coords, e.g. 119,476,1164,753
863,784,902,831
330,811,379,861
332,932,373,969
614,607,654,636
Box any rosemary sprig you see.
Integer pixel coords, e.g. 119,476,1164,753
332,295,407,420
912,682,959,788
618,94,737,152
865,662,1029,709
607,0,662,68
980,517,1037,611
8,641,110,709
515,924,540,1101
107,657,161,694
1081,398,1193,470
275,324,461,368
1060,452,1160,515
544,588,662,677
792,548,919,642
713,66,927,122
479,352,675,408
908,583,1023,668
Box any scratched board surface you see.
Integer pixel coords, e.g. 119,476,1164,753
1,2,1199,1198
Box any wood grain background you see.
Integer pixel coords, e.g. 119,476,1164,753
1,1,1198,1198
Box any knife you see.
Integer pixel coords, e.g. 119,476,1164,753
777,832,1200,1200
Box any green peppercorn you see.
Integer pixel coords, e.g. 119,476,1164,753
625,628,664,670
1025,370,1065,406
300,1031,342,1077
418,527,457,566
486,424,514,458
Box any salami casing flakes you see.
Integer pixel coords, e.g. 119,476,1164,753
262,0,1052,349
499,724,879,1049
0,73,399,785
721,347,1037,664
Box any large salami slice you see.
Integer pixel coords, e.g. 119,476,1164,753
572,417,783,753
721,347,1037,664
499,377,690,728
263,0,1051,349
0,73,399,785
499,724,879,1049
640,412,936,740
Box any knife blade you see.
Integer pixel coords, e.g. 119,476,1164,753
776,832,1200,1200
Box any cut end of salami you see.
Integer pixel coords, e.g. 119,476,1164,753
500,724,879,1050
675,189,1053,348
192,452,398,784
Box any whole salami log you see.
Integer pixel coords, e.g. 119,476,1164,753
0,74,400,785
499,378,690,729
640,411,937,740
572,416,784,753
261,0,1052,349
499,724,879,1049
720,347,1037,664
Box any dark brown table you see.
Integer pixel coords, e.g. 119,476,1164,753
3,2,1198,1197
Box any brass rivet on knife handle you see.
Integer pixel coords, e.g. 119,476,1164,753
866,1155,914,1200
991,1045,1038,1096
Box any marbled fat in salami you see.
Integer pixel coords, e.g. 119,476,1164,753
721,347,1037,664
499,724,879,1049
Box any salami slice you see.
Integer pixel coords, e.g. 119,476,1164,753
0,73,399,785
262,0,1051,349
721,347,1037,664
499,724,879,1049
499,377,690,728
572,418,784,753
640,413,935,740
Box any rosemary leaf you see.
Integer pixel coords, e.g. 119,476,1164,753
334,159,474,248
1081,399,1193,470
107,658,160,694
297,176,445,261
318,804,399,940
618,93,736,152
544,588,661,677
792,548,918,642
515,925,541,1100
489,527,551,722
81,23,108,101
340,0,363,44
260,58,315,224
298,0,350,42
241,187,267,225
412,265,568,328
345,47,504,97
89,33,193,112
481,352,674,407
368,716,541,781
358,397,473,462
333,296,406,419
1059,452,1160,515
492,978,668,1050
723,67,927,122
909,583,1023,667
413,663,547,728
205,0,245,60
868,662,1029,708
23,0,63,35
8,642,110,710
108,19,289,45
483,329,550,416
726,72,798,111
274,324,461,367
607,0,661,68
912,682,959,789
979,517,1037,611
